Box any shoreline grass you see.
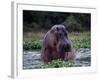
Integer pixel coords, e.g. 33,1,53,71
23,31,90,50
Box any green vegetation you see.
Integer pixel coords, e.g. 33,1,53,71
23,39,42,50
23,32,90,50
70,32,91,49
43,59,75,68
23,11,90,32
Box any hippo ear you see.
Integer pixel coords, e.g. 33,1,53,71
50,27,55,33
50,25,58,33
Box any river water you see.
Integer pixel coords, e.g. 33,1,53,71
23,48,91,69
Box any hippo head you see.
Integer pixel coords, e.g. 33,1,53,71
50,25,71,53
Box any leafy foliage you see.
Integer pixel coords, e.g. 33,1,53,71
66,15,82,31
43,59,75,68
23,39,42,50
70,32,90,49
23,32,90,50
23,10,90,32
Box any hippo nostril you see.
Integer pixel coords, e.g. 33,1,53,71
64,47,67,52
62,44,67,52
64,42,71,52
